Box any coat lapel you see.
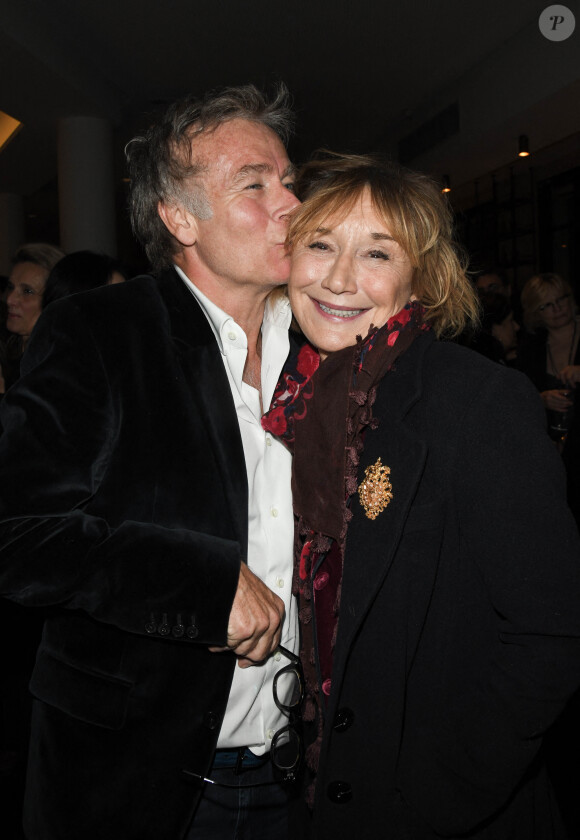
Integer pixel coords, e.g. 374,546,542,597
334,333,434,662
154,268,248,553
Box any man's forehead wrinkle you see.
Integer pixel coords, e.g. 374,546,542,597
231,162,273,185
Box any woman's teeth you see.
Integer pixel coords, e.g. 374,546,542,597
319,302,363,318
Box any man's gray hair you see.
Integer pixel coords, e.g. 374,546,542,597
126,83,294,271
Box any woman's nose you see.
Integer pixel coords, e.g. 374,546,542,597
321,256,356,295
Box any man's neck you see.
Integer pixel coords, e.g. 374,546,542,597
174,255,273,356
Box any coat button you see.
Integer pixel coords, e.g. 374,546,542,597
327,780,352,803
333,707,354,732
145,613,157,634
204,711,219,730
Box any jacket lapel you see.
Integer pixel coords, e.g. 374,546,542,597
154,268,248,553
335,333,434,661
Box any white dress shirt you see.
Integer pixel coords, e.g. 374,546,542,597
176,266,298,754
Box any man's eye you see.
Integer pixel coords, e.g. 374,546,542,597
246,183,263,190
23,287,36,295
284,182,296,192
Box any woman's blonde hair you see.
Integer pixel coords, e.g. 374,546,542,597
285,152,479,337
521,272,574,333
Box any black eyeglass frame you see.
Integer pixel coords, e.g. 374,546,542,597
182,645,304,789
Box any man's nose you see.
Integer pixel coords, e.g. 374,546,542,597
277,185,300,220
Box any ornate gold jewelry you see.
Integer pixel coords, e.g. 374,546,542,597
358,457,393,520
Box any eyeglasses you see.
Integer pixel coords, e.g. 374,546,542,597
182,645,304,789
538,293,571,313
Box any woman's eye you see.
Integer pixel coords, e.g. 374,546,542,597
307,241,329,251
23,287,36,295
368,250,389,260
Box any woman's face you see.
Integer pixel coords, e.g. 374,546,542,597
6,262,47,340
289,189,414,359
537,285,575,331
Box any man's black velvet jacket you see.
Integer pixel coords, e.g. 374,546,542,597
0,269,250,839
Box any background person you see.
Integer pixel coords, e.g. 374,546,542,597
3,243,64,391
519,272,580,526
42,250,128,309
263,152,580,840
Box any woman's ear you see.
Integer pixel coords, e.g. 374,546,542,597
157,201,198,246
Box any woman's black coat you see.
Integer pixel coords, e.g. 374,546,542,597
310,332,580,839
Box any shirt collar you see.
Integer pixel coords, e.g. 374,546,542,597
174,264,292,348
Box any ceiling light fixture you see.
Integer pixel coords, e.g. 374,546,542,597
518,134,530,157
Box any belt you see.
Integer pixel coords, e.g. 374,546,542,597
212,747,270,773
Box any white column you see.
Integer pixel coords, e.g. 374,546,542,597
0,193,25,275
57,117,116,255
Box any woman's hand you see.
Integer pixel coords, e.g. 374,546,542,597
541,389,574,411
559,365,580,388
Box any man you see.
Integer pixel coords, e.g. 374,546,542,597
0,85,300,839
474,267,511,299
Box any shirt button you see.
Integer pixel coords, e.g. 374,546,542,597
276,577,284,588
265,436,272,447
271,507,279,518
267,729,276,740
227,331,237,341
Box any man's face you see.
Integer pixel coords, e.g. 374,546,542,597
476,273,509,298
177,119,299,295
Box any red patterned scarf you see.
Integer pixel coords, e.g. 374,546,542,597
262,301,429,802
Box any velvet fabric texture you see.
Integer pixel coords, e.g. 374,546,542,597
0,269,253,840
298,332,580,839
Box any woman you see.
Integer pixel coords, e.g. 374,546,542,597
263,154,580,839
3,243,64,392
519,273,580,524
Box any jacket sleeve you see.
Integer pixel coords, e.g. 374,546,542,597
400,365,580,835
0,299,241,645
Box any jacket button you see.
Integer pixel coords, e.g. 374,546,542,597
327,780,352,803
204,711,219,730
172,614,185,638
158,613,170,636
186,626,199,639
333,708,354,732
145,613,157,634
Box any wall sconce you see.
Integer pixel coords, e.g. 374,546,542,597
0,110,22,153
441,175,451,193
518,135,530,157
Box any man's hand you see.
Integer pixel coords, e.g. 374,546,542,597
209,563,285,668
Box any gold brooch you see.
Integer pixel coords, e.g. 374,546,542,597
358,457,393,520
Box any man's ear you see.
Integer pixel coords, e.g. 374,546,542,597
158,201,198,246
